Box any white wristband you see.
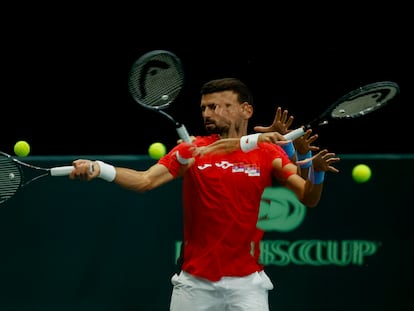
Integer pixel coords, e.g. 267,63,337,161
240,133,260,153
176,151,191,165
96,160,116,182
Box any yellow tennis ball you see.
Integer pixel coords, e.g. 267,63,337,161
148,142,166,160
352,164,371,183
14,140,31,157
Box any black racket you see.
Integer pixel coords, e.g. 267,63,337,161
283,81,400,141
0,151,74,206
128,49,191,143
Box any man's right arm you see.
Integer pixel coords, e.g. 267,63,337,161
70,160,175,193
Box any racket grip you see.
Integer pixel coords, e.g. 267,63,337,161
176,124,192,143
50,166,74,176
283,127,305,141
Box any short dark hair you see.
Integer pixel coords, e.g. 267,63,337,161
200,78,253,106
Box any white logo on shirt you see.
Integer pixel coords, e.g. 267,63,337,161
197,161,260,176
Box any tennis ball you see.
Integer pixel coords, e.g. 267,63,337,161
14,140,31,157
352,164,372,183
148,142,167,160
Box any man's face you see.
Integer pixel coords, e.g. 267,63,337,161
200,91,248,136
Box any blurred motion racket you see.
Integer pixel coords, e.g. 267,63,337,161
128,49,191,143
0,151,74,206
284,81,400,141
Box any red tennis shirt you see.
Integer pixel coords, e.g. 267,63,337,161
159,134,293,282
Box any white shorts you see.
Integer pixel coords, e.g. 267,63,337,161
169,270,274,311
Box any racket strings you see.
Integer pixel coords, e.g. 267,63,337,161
0,158,21,204
128,53,184,108
130,73,183,107
330,83,399,119
332,97,385,118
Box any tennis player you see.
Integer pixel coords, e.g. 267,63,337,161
69,77,340,311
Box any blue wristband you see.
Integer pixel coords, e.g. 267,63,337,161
282,141,295,158
298,151,312,168
313,171,325,185
297,150,312,160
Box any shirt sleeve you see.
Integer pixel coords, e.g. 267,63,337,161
262,142,297,182
158,143,190,178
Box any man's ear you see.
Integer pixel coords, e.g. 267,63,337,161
241,102,253,119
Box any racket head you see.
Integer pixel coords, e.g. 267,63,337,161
0,151,23,205
128,50,185,110
328,81,400,120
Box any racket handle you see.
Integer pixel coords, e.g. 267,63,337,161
176,124,192,143
50,166,74,176
283,127,305,141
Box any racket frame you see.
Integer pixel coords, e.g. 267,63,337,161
284,81,400,141
0,151,73,205
128,50,191,143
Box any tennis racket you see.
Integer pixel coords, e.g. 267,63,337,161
283,81,400,141
0,151,74,205
128,49,191,143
